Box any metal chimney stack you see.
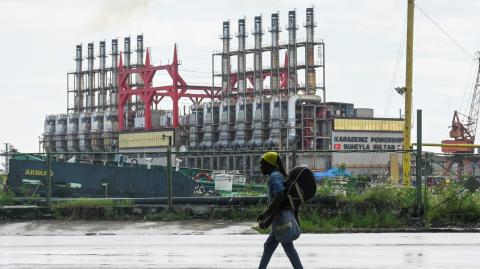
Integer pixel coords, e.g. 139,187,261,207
269,13,280,96
124,37,131,84
86,43,95,111
237,18,247,99
123,37,132,128
136,35,145,113
287,10,298,96
253,16,263,99
221,21,231,99
251,15,265,148
136,34,144,86
110,39,119,109
305,7,317,95
98,41,107,110
74,45,83,112
234,18,248,148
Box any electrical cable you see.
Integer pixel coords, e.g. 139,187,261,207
384,17,408,117
179,68,211,74
460,61,477,115
414,3,474,60
368,16,407,177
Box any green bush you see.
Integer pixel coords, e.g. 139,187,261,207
426,184,480,227
345,184,416,213
0,189,16,206
301,182,416,231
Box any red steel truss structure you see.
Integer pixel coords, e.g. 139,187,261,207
117,45,290,131
117,44,221,130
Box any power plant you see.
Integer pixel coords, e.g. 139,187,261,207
43,8,404,180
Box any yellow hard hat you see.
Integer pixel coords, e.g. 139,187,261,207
261,152,278,167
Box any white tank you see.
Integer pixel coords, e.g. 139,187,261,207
44,115,56,135
103,110,118,132
79,112,92,134
249,99,263,147
79,112,92,152
55,114,68,136
91,111,105,152
91,111,105,133
67,113,80,152
54,114,68,153
216,101,233,148
43,115,57,153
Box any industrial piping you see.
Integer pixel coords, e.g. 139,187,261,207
287,94,322,143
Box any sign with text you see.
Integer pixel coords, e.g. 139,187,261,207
332,131,403,151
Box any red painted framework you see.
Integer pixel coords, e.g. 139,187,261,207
117,45,289,131
117,45,222,130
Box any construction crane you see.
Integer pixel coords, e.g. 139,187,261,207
442,52,480,176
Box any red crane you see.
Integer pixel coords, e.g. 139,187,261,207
442,53,480,175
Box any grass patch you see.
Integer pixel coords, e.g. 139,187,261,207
0,189,16,206
144,208,193,221
52,198,133,209
209,205,263,221
145,205,263,222
52,199,134,220
21,180,480,230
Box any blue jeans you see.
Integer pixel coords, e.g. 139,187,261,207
258,231,303,269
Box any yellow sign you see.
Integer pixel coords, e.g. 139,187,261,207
334,119,404,132
25,169,53,177
119,130,174,149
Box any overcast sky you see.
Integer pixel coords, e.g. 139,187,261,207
1,0,480,154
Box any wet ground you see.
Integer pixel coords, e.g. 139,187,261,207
1,221,479,268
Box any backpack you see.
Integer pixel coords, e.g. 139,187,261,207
282,166,316,210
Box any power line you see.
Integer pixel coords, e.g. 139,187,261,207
415,3,474,60
179,68,211,74
369,16,407,175
459,60,477,114
384,16,407,117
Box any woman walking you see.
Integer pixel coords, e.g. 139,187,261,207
257,152,303,269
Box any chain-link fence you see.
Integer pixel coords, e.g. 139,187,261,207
2,144,479,228
0,148,414,204
414,151,480,227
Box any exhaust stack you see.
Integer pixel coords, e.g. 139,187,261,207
269,13,280,96
74,45,83,112
221,21,231,99
237,18,247,99
110,39,119,109
86,43,95,111
98,41,107,110
287,10,298,96
305,7,317,95
253,16,263,98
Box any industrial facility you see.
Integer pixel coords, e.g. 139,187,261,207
42,7,404,180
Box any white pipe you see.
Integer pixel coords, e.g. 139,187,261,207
266,96,281,146
287,95,322,142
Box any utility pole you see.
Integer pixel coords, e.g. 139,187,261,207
403,0,415,185
415,110,422,216
3,143,9,174
163,134,173,206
